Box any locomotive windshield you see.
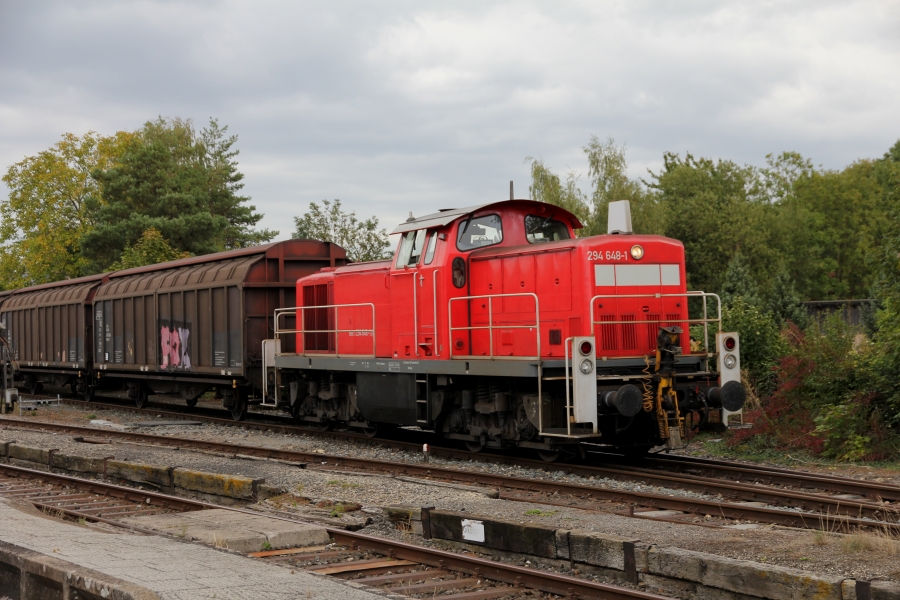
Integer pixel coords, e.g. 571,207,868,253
457,214,503,251
525,215,570,244
396,229,427,267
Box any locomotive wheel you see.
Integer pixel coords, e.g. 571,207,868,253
619,445,652,459
134,385,149,409
362,425,379,438
537,450,561,463
464,440,485,453
315,420,333,432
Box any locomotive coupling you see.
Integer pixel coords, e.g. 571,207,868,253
601,384,643,417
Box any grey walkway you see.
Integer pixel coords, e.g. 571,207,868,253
0,499,391,599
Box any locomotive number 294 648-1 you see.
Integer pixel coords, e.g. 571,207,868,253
587,250,628,261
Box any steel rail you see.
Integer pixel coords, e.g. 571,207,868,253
6,409,900,518
14,395,900,508
2,417,898,533
0,463,671,600
637,454,900,501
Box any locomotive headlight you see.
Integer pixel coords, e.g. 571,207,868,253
630,245,644,260
579,358,594,375
723,354,737,369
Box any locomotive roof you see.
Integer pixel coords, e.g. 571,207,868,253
391,199,582,234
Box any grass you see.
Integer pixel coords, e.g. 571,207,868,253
692,430,900,471
524,509,559,517
85,413,97,420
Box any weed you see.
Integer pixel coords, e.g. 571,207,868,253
524,509,558,517
86,413,97,420
262,541,272,551
326,480,340,486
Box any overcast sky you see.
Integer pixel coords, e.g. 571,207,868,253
1,1,898,239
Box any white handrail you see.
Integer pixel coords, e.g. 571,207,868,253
448,293,540,360
273,303,377,358
432,270,439,357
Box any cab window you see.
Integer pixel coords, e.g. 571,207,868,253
525,215,570,243
424,232,438,265
457,214,503,251
395,229,427,267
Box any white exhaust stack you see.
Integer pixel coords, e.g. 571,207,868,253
607,200,633,234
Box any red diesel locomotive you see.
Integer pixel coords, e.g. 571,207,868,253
268,198,746,458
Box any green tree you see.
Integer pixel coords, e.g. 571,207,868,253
869,140,900,421
526,158,590,228
527,137,663,236
0,131,133,288
766,264,808,328
584,136,665,237
110,228,191,270
292,199,390,262
648,153,773,293
778,161,883,300
720,252,761,308
82,117,275,272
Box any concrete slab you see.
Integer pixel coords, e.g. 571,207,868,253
120,508,330,551
0,499,385,600
634,510,685,518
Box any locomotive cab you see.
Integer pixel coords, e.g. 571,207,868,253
272,198,745,458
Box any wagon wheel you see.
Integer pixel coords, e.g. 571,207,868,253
185,397,198,408
464,440,485,453
26,377,42,396
82,385,95,402
315,420,334,432
229,390,248,421
536,449,561,463
134,384,149,409
362,425,380,438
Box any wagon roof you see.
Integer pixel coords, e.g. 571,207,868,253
390,199,583,235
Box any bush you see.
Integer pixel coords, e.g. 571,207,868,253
729,313,900,461
721,297,784,396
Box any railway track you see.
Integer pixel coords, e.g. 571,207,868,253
4,415,900,534
19,391,900,509
0,463,671,600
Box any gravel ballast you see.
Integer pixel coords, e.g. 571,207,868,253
1,403,898,582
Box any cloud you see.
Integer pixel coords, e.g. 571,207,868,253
1,0,898,239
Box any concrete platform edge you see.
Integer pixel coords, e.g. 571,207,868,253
0,538,159,600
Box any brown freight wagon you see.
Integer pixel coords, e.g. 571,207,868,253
0,274,108,395
0,240,346,419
